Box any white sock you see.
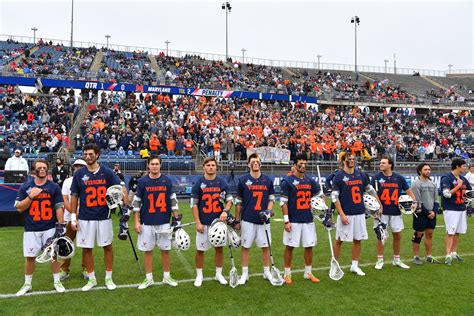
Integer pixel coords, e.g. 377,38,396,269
25,275,33,284
146,273,153,281
196,268,203,278
263,266,270,274
450,252,457,256
377,255,384,261
242,266,249,275
105,271,113,279
88,272,96,280
426,255,432,259
163,271,170,278
53,273,60,282
351,260,358,269
284,267,291,276
393,255,400,262
215,267,223,276
304,266,312,274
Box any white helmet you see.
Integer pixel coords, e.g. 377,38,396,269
398,195,414,215
464,190,474,207
36,236,75,263
227,226,241,248
311,196,328,222
363,194,380,217
106,185,124,210
208,219,227,247
172,228,191,251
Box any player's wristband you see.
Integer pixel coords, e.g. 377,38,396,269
222,209,229,214
27,195,33,200
283,215,289,223
71,213,77,222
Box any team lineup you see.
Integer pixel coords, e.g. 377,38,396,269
13,143,474,296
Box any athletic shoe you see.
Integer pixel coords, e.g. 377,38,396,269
105,277,117,290
54,281,66,293
445,256,453,266
81,278,97,292
426,256,441,264
350,266,366,276
59,271,70,281
303,272,321,283
15,283,32,297
138,278,154,290
284,275,292,285
215,274,228,285
412,256,423,265
194,275,203,287
239,273,249,285
392,260,410,269
374,259,384,270
163,275,178,287
453,254,464,262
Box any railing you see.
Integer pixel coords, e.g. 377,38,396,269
2,33,472,78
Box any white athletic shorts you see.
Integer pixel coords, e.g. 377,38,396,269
283,222,316,248
444,210,467,235
336,214,368,242
196,225,212,251
137,224,172,251
241,220,271,248
23,227,55,257
373,214,404,233
76,219,113,248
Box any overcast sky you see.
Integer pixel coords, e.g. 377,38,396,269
0,0,472,72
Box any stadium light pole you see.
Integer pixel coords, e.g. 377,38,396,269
31,27,38,44
70,0,74,47
165,40,170,56
351,16,360,81
393,53,397,74
241,48,246,63
317,54,322,69
105,34,111,49
448,64,453,74
221,2,231,61
384,59,389,73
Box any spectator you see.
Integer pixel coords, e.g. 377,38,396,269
5,149,29,172
52,158,68,188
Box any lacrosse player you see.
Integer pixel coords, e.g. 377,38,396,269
133,155,181,289
70,143,129,291
332,153,381,276
410,163,440,265
59,158,87,280
234,153,276,285
191,157,233,287
371,157,417,270
281,154,322,284
14,159,66,296
441,158,472,265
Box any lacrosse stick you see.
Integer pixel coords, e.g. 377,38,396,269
327,228,344,281
156,222,196,235
228,245,239,288
127,229,143,275
263,221,284,286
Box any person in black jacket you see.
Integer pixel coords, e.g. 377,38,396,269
52,158,68,188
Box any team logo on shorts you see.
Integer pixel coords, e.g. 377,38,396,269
81,174,90,184
80,238,86,244
28,247,34,254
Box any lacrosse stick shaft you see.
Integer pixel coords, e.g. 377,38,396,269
263,222,277,266
127,230,143,275
327,229,336,258
316,165,323,188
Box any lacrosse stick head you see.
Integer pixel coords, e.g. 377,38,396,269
311,196,328,222
35,241,55,263
269,268,285,286
172,228,191,251
106,185,124,210
464,190,474,207
329,258,344,281
208,219,227,247
227,226,241,248
374,221,388,245
398,194,415,215
363,194,380,218
229,266,239,288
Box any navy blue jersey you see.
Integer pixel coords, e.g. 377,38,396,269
441,173,472,211
136,175,174,225
281,175,320,223
237,173,275,224
16,180,63,232
70,165,121,220
325,169,340,189
191,176,231,225
371,172,409,216
332,169,369,216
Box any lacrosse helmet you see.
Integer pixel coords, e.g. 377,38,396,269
36,236,75,263
227,226,241,248
311,196,328,222
363,194,380,217
208,219,227,247
464,190,474,207
398,194,414,215
106,185,124,210
172,228,191,251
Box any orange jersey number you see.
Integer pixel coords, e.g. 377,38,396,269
201,193,221,213
296,191,311,210
85,186,107,207
147,193,167,213
455,189,466,205
351,186,362,204
29,200,53,221
379,188,398,205
252,191,263,211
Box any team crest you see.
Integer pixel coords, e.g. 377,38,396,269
245,180,253,186
452,179,458,185
26,187,32,195
342,176,349,182
81,174,90,184
200,183,207,190
292,180,300,186
378,178,386,184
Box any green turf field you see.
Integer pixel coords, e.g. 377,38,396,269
1,204,473,315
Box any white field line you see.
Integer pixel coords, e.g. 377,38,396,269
2,253,473,300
